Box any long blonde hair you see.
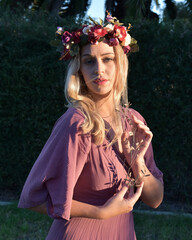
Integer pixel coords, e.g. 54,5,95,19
64,44,129,145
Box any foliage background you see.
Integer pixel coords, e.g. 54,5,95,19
0,6,191,205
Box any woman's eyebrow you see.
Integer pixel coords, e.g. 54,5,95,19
81,53,115,57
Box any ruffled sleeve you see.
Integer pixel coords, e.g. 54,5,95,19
18,108,91,220
124,108,163,184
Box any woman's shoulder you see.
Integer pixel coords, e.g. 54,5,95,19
52,107,86,132
60,107,85,122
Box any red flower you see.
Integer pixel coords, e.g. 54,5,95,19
108,38,119,46
114,25,127,42
62,31,72,44
88,32,100,44
60,46,72,60
90,25,107,38
72,30,81,44
107,30,116,39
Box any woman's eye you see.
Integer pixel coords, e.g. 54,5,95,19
84,58,95,64
103,57,114,63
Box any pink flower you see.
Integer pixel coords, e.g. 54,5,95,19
106,14,113,22
123,45,131,54
62,31,72,44
108,38,119,46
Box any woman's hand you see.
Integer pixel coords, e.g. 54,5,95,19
120,114,164,209
121,114,153,167
30,184,144,220
99,182,144,219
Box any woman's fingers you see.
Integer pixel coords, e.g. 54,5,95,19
132,114,144,125
134,182,144,198
102,182,144,218
129,182,144,203
117,185,129,199
119,182,144,201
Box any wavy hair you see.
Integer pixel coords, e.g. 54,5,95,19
64,44,129,145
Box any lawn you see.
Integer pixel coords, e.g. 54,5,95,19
0,203,191,240
134,211,192,240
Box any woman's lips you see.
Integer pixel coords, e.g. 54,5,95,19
93,78,109,85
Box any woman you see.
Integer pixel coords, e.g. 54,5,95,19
18,13,163,240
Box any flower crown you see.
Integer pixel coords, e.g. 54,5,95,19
52,12,139,61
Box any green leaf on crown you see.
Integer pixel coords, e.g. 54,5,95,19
70,44,79,56
130,38,137,45
99,18,103,26
49,39,61,47
89,16,99,25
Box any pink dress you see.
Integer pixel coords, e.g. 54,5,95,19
18,107,163,240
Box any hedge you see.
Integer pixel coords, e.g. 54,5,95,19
0,8,191,203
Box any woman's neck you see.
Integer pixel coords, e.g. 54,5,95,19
93,91,116,120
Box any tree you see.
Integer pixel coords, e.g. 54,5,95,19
105,0,179,21
164,1,192,23
31,0,64,13
0,0,92,18
105,0,159,21
164,0,177,20
31,0,92,17
58,0,91,18
0,0,32,9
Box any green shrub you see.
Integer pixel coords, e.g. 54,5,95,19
0,8,191,204
0,8,68,191
127,19,192,202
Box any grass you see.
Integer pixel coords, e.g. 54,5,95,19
134,211,192,240
0,203,52,240
0,203,192,240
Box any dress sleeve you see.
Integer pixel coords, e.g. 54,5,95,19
127,108,163,184
18,109,91,220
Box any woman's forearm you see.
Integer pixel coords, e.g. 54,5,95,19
30,202,47,215
132,162,164,208
30,201,101,219
70,200,102,219
29,183,143,220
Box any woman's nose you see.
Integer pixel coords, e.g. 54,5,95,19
94,60,104,75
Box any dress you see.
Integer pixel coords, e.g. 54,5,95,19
18,107,163,240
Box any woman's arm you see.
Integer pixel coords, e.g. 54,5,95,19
30,203,47,215
30,183,144,219
71,183,143,219
122,114,164,209
131,163,164,208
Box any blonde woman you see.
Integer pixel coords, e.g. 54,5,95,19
18,13,163,240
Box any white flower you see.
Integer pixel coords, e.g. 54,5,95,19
121,33,131,46
56,27,63,35
104,24,114,32
82,25,93,35
65,43,70,49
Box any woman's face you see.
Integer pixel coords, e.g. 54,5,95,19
80,42,116,100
